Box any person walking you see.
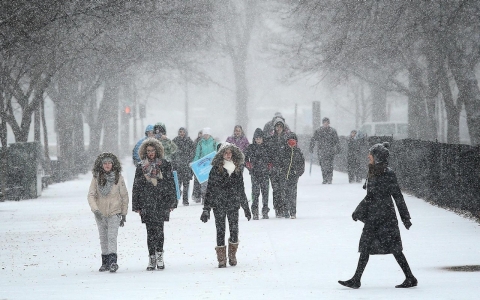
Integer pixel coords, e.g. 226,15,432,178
132,138,177,271
200,143,251,268
347,130,362,183
283,133,305,219
172,127,195,206
244,128,270,219
338,142,417,289
153,122,178,162
309,117,339,184
265,117,289,218
226,125,250,153
88,152,129,273
132,125,154,166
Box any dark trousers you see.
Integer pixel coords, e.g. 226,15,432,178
178,173,190,203
192,177,201,201
251,174,269,213
285,178,298,216
213,209,239,246
270,171,286,212
319,154,335,183
146,223,164,255
347,158,362,183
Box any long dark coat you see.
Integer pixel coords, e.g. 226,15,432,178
356,167,411,255
203,145,249,212
132,139,177,224
172,134,195,178
309,126,339,157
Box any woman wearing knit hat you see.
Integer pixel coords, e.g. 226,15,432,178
88,152,129,273
338,142,417,289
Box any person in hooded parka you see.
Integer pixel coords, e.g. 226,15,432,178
200,143,252,268
88,152,129,273
153,122,178,162
244,128,271,219
172,127,195,206
132,138,177,271
338,142,417,289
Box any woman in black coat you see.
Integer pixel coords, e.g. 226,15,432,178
200,143,252,268
132,138,177,271
339,142,417,289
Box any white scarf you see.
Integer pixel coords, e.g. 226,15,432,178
223,160,236,176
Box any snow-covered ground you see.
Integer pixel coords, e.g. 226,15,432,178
1,161,479,300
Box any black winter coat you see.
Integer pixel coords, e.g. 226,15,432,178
172,136,195,177
204,166,249,212
310,126,339,156
283,146,305,181
244,143,270,177
132,160,177,224
355,167,411,255
265,133,288,173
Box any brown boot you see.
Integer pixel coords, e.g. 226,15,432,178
215,246,227,268
228,241,239,266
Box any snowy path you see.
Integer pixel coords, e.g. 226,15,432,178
1,161,479,299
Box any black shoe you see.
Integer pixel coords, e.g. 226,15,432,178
253,214,259,220
99,254,109,272
183,202,189,206
395,277,417,288
322,181,327,184
338,278,361,289
109,253,118,273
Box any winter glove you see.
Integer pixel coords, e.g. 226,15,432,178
402,219,412,230
119,215,126,227
93,210,102,219
200,210,210,223
267,163,273,171
244,208,252,221
245,162,253,170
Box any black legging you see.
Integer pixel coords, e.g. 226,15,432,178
251,174,269,212
354,251,413,280
146,223,164,255
213,209,239,246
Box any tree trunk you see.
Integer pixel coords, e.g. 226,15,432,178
449,51,480,145
40,97,51,177
101,78,120,155
424,51,439,141
438,62,460,144
407,63,427,139
233,55,248,131
0,94,7,201
370,81,387,122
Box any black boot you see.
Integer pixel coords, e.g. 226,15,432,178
99,254,109,272
338,278,361,289
109,253,118,273
252,205,259,220
395,277,418,288
262,207,269,219
339,253,369,289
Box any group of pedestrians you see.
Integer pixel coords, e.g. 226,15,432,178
87,114,417,290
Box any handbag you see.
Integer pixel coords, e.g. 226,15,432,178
352,197,368,223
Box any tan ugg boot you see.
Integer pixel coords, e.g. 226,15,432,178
228,241,239,266
215,246,227,268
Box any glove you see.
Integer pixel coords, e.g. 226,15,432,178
244,208,252,221
403,219,412,230
200,210,210,223
352,212,358,222
93,210,102,219
246,162,253,170
267,163,273,171
119,215,126,227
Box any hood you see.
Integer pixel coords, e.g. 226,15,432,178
145,124,154,135
92,152,122,177
211,142,245,168
154,122,166,134
178,127,188,137
252,128,265,140
272,117,286,128
286,132,298,142
138,138,165,160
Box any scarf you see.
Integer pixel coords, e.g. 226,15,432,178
142,158,163,186
224,160,236,176
98,171,115,196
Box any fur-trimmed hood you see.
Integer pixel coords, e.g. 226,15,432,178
211,142,245,168
139,138,165,160
92,152,122,184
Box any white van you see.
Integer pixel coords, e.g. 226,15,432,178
358,122,408,139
